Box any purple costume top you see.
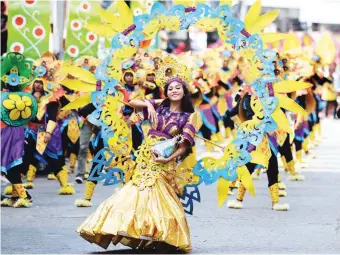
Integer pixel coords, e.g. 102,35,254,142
144,103,196,146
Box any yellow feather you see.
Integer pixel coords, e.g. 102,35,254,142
247,10,279,34
283,33,301,53
61,64,97,84
316,32,336,65
219,0,232,6
271,108,293,137
276,93,307,115
116,0,133,28
259,33,288,43
62,93,91,110
244,0,261,31
97,8,118,26
84,23,117,38
237,165,255,197
60,78,96,92
96,8,125,32
273,81,312,93
217,177,230,208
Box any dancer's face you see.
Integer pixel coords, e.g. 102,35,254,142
146,73,155,83
33,81,43,92
167,82,184,102
124,72,134,85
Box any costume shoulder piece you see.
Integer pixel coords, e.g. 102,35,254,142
1,53,38,126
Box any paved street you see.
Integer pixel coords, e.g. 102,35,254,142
1,119,340,254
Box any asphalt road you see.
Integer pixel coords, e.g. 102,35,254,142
1,119,340,254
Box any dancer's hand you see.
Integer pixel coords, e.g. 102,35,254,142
146,101,157,127
44,132,51,144
152,153,170,163
153,156,170,164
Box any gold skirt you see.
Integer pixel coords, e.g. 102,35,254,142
77,176,191,251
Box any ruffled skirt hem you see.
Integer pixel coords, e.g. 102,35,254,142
77,180,192,252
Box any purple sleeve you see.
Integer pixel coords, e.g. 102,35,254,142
182,122,195,146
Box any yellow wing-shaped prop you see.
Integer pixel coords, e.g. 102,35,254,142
244,0,261,30
237,165,255,197
84,23,117,38
260,33,289,44
273,81,312,93
247,10,279,34
60,78,97,93
217,177,231,208
61,64,97,84
62,93,91,110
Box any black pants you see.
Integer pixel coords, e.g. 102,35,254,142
294,139,302,152
246,148,278,187
23,133,64,175
199,124,212,140
199,112,220,140
278,134,293,163
6,165,23,184
223,114,234,130
61,126,80,158
325,100,338,118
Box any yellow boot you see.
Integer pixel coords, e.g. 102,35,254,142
269,183,289,211
84,164,89,180
227,182,246,209
12,184,32,208
87,150,93,163
315,123,322,140
3,185,12,195
211,133,218,143
56,168,75,195
252,168,261,180
75,181,96,207
47,173,57,180
69,153,77,174
296,150,307,168
24,165,37,189
287,160,305,181
228,181,236,195
205,141,214,152
216,132,224,143
281,156,289,173
302,137,310,154
225,127,232,139
277,174,287,196
1,187,19,207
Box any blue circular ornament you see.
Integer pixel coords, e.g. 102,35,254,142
35,66,47,77
8,73,20,86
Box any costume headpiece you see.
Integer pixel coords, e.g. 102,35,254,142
154,53,190,90
1,52,38,126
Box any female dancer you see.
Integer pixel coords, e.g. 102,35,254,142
77,78,197,252
1,53,36,207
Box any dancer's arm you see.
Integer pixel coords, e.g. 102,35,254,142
129,99,157,127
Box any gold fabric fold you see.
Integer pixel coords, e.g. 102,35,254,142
77,178,191,252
